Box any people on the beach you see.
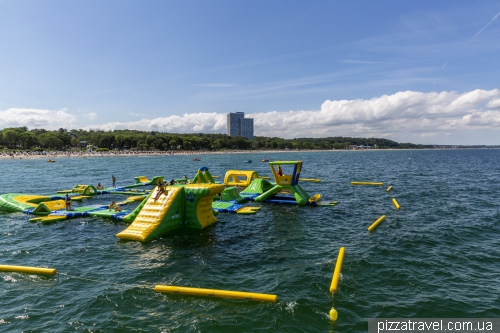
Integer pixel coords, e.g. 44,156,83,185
277,166,283,176
97,183,104,189
111,175,116,188
65,194,72,211
153,181,167,201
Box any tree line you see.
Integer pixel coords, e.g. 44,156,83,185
0,127,433,151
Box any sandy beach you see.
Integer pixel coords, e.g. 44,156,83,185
0,149,313,160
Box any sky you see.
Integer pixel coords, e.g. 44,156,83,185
1,0,500,145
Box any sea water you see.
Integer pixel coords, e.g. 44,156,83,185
1,150,499,332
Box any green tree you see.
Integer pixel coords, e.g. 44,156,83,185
39,132,64,149
20,132,39,149
2,128,21,148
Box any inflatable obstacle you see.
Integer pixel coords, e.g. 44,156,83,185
128,175,164,188
191,167,217,184
223,170,258,187
0,194,50,213
116,183,224,242
253,161,317,206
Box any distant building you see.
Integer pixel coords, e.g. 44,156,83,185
227,112,254,140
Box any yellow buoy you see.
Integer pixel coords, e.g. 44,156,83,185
368,215,386,232
392,198,400,210
386,186,393,192
329,307,338,321
329,247,345,293
154,285,278,302
0,265,57,275
350,181,383,186
299,178,321,183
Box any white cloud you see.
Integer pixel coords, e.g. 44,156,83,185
486,98,500,108
249,89,500,138
3,89,500,144
85,112,97,120
86,113,228,133
84,89,500,142
128,111,145,117
0,108,76,130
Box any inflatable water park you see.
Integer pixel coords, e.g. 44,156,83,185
0,160,337,243
1,158,404,322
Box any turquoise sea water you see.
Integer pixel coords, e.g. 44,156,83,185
1,150,499,332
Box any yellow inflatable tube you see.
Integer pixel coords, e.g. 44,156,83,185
392,198,400,210
0,264,57,275
351,181,383,186
154,285,278,302
368,215,386,232
386,186,393,192
329,247,345,294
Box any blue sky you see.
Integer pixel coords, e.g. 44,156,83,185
1,0,500,144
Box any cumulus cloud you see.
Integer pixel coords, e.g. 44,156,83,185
86,113,228,133
486,98,500,108
0,108,77,130
83,89,500,140
3,89,500,142
85,112,97,120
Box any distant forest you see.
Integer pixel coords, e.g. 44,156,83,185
0,126,441,151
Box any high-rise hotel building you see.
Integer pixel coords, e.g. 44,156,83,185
227,112,254,140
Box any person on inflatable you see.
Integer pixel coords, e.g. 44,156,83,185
111,175,116,188
96,183,104,189
108,200,116,211
65,194,72,211
277,166,283,176
153,181,167,201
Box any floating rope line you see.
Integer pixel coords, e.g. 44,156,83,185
58,272,151,290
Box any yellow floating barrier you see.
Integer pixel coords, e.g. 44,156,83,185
299,178,321,183
368,215,386,232
0,265,57,275
154,285,278,303
329,247,345,294
386,186,393,192
392,198,400,210
350,181,383,186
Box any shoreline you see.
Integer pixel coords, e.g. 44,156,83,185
1,147,498,160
